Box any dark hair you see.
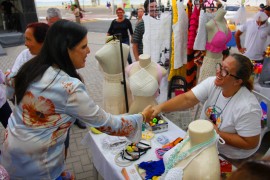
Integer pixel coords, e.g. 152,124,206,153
26,22,49,43
231,53,254,91
144,0,156,13
15,20,87,104
229,160,270,180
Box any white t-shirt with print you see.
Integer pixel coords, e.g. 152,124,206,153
192,77,262,159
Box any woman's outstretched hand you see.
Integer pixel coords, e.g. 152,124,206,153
141,105,154,123
150,105,162,120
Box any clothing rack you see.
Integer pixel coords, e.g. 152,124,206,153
112,34,129,113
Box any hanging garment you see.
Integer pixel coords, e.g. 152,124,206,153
187,6,200,50
198,55,223,83
185,6,200,89
159,13,172,66
168,0,187,81
143,15,161,63
193,10,214,50
172,0,188,69
234,5,246,26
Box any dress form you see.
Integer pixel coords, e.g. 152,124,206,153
95,39,129,74
95,40,130,115
205,7,227,59
127,54,166,114
163,120,220,179
199,8,228,83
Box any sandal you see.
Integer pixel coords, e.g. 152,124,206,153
59,171,74,180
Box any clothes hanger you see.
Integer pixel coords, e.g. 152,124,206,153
203,0,217,12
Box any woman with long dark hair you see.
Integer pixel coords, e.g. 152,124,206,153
2,20,151,179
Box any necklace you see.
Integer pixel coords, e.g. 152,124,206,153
210,90,234,127
165,132,218,173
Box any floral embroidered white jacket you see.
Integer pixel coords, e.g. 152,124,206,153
1,66,142,179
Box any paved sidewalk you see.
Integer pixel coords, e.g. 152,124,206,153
0,32,106,179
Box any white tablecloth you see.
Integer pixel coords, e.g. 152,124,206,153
82,120,186,180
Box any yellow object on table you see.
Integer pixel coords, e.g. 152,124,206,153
89,127,103,134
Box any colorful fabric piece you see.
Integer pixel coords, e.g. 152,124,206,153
138,159,165,179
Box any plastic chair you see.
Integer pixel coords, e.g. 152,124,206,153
167,76,187,99
252,90,270,157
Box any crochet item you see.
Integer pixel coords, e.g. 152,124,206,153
139,159,165,179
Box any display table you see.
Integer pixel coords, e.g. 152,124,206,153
82,119,186,180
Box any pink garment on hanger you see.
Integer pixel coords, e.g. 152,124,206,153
205,19,232,53
187,6,200,49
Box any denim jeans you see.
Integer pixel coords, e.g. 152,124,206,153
122,37,132,64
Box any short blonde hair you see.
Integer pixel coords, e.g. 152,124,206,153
137,7,145,12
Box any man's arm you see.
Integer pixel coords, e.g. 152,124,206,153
131,21,144,61
235,30,246,54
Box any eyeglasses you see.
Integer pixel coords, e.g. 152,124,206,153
216,63,240,79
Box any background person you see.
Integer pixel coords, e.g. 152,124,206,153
107,7,133,64
73,4,80,24
0,0,20,30
2,20,152,179
11,22,49,73
46,7,62,25
235,11,270,64
228,157,270,180
136,7,144,25
150,53,262,160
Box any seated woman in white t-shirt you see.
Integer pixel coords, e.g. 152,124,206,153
150,53,261,160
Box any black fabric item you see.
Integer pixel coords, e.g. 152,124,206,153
75,119,86,129
0,101,12,128
64,128,70,149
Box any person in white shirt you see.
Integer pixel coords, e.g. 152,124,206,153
11,22,49,72
235,11,270,63
150,53,261,159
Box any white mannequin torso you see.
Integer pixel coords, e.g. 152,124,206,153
95,40,130,114
95,40,129,74
126,54,166,114
163,120,220,179
205,8,228,59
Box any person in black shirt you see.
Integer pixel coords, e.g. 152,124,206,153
1,0,19,30
107,7,133,64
